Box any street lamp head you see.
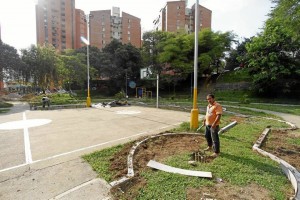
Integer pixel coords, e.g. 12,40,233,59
80,36,89,45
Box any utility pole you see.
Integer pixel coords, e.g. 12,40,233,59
190,0,199,129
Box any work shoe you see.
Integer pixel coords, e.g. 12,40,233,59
211,153,219,157
204,146,212,151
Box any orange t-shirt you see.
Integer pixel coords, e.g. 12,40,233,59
205,102,222,126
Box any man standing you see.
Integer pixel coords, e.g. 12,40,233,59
203,94,223,157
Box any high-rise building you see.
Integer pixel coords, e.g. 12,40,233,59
89,7,141,49
36,1,141,50
36,0,76,51
153,0,211,33
74,9,87,49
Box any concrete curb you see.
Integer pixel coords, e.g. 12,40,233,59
253,124,300,200
30,104,86,110
110,121,237,187
110,133,199,187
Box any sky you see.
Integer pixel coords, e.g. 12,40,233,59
0,0,274,51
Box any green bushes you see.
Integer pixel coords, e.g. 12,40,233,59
25,93,80,105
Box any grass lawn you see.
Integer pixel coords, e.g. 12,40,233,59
0,102,13,114
129,97,300,116
223,102,300,116
83,112,294,200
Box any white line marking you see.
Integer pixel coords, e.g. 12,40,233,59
49,179,103,199
23,112,32,164
0,163,28,173
0,119,51,130
116,110,141,115
0,123,180,173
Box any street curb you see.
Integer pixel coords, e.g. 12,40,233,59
253,124,300,200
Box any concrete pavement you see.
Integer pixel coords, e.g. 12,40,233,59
1,102,299,199
223,105,300,127
0,102,191,199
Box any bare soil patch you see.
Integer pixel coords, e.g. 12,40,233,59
108,120,299,199
262,129,300,170
186,183,271,200
109,133,215,180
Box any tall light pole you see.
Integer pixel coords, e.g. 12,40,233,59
190,0,199,129
125,69,128,98
80,15,92,107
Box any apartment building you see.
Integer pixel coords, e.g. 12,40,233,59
36,1,141,51
90,7,141,49
74,9,87,49
36,0,76,51
153,0,212,33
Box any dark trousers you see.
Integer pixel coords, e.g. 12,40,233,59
205,125,220,153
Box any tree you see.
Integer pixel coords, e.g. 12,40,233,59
159,32,193,75
100,39,143,94
115,44,142,80
75,46,102,79
209,31,235,74
141,30,235,95
159,29,235,76
101,39,123,80
0,41,23,83
141,31,177,91
245,0,300,97
142,31,175,74
225,38,251,71
21,44,59,91
58,50,89,90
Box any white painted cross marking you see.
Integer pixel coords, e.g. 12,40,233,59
23,112,32,163
0,112,51,164
116,110,141,115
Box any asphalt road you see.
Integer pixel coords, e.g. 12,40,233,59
0,102,191,200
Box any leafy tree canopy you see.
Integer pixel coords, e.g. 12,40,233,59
21,44,59,90
0,41,23,81
158,29,235,76
245,0,300,96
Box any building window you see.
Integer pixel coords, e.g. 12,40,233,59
128,36,131,41
102,27,105,31
128,31,130,34
177,6,180,9
128,19,131,23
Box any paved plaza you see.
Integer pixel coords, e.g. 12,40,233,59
0,103,190,199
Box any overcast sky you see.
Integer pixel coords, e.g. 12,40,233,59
0,0,274,51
